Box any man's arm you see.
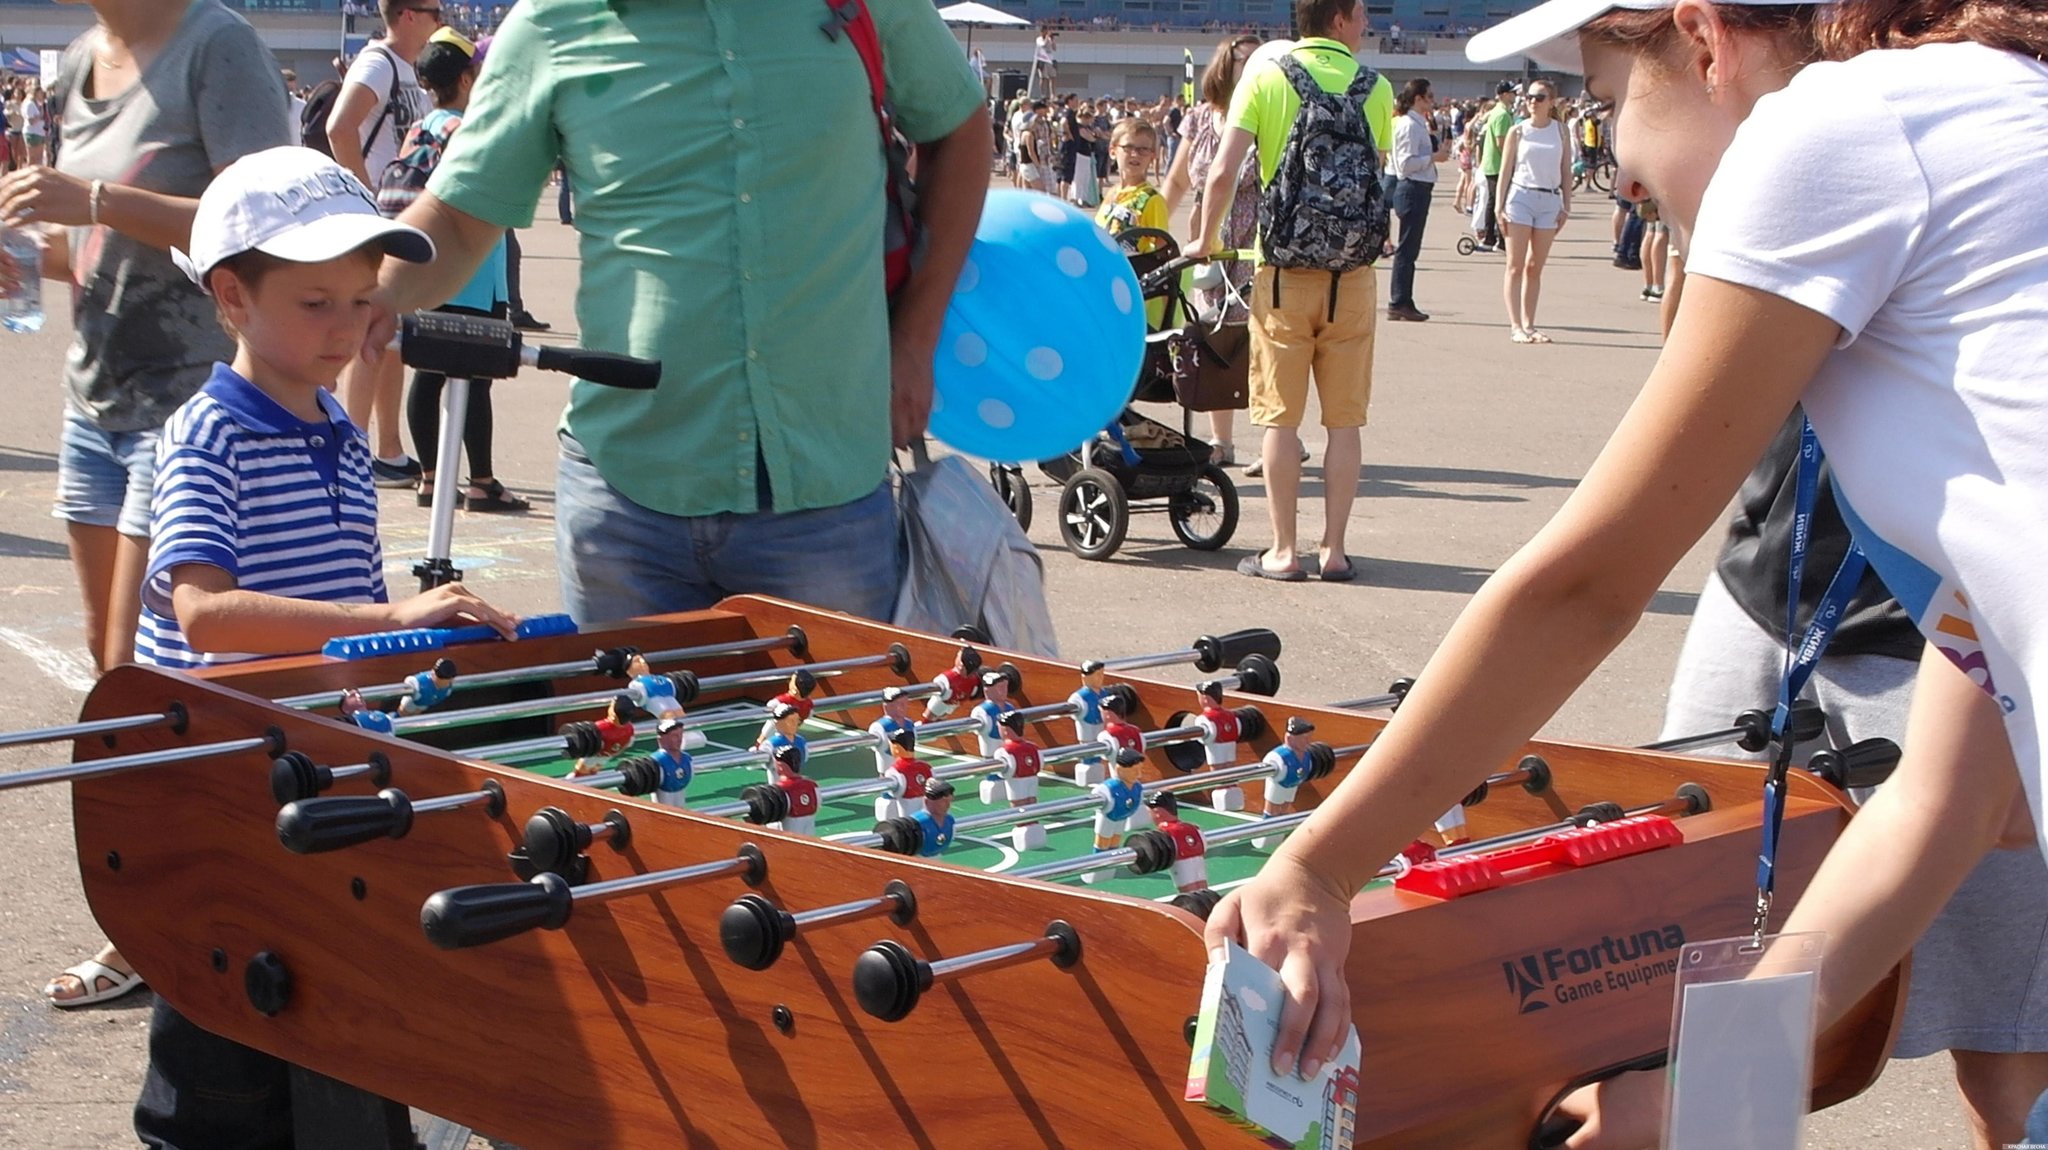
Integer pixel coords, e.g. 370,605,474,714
326,81,381,185
1189,125,1255,256
888,105,993,448
361,191,509,361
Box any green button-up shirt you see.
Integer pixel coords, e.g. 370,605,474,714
428,0,982,516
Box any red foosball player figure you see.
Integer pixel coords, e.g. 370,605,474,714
571,694,639,777
1193,680,1246,811
867,685,916,774
991,710,1046,851
1096,690,1144,767
396,657,458,717
757,667,819,747
875,726,933,822
1145,791,1207,893
923,645,984,720
339,688,396,735
772,744,819,837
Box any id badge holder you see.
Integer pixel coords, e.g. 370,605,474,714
1662,932,1824,1150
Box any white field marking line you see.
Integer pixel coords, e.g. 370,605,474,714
962,836,1021,872
0,628,96,693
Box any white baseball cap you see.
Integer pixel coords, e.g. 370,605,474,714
1467,0,1812,74
173,145,435,292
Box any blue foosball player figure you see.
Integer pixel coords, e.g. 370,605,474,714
624,653,683,720
1069,659,1109,784
396,657,458,717
760,698,809,781
912,777,958,857
1082,747,1148,885
867,685,917,774
339,688,397,735
651,717,695,808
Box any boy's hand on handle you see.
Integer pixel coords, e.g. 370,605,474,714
1202,853,1356,1080
1555,1071,1663,1150
387,583,520,640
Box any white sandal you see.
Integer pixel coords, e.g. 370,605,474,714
44,958,145,1009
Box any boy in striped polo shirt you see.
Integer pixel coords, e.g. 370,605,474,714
129,145,520,1145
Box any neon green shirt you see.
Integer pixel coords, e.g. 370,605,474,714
1480,101,1515,177
1225,38,1394,189
428,0,982,517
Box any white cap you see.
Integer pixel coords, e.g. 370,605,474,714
1466,0,1810,74
173,146,435,291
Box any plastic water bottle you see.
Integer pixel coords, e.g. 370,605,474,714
1,228,45,334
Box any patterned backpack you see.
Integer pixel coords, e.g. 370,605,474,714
377,109,459,219
1258,52,1389,295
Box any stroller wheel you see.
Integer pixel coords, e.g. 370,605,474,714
1456,236,1478,257
1169,463,1240,551
988,464,1033,532
1057,467,1129,561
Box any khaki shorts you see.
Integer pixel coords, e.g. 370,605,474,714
1247,264,1377,429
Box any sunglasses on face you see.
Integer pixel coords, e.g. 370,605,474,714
1530,93,1551,103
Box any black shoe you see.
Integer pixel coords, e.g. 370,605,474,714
1386,304,1430,322
372,456,422,488
510,309,551,332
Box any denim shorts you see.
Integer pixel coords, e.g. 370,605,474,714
55,406,158,537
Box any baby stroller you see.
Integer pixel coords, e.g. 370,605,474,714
989,228,1250,561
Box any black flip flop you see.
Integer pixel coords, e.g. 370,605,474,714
1237,553,1307,582
1320,559,1358,583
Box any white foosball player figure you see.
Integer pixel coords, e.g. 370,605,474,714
970,670,1016,757
1068,660,1109,784
924,646,983,720
867,685,917,774
1193,680,1245,811
1082,748,1147,885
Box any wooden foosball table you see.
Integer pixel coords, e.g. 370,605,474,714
32,598,1901,1148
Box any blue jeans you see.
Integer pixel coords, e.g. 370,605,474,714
1389,178,1435,310
555,433,901,624
56,406,158,537
2027,1087,2048,1144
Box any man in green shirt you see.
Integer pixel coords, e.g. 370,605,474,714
368,0,990,623
1188,0,1392,584
1477,79,1517,250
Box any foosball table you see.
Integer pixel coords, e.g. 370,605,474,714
24,598,1903,1148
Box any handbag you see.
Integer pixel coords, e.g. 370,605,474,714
892,449,1060,658
1167,319,1251,412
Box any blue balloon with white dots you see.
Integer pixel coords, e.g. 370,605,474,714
929,190,1147,465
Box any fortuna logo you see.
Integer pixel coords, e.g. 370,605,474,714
1502,924,1687,1015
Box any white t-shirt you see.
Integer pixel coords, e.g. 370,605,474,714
21,97,44,139
1687,42,2048,856
1509,118,1565,193
332,41,426,179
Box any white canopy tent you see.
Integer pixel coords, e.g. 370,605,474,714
938,1,1030,55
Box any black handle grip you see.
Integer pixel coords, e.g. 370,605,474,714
276,789,414,854
421,872,575,950
1192,628,1282,673
533,344,661,390
1808,737,1902,791
1733,700,1825,752
398,311,522,379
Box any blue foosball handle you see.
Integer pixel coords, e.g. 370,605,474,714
323,613,579,660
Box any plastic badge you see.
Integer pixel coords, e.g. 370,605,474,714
1663,932,1825,1150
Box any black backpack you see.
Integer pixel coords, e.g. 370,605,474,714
1258,53,1389,293
300,44,403,159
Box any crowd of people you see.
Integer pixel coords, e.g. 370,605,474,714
1,0,2047,1147
1,78,53,172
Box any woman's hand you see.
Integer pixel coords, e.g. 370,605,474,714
1202,852,1357,1079
0,167,93,229
385,583,521,639
1552,1070,1664,1149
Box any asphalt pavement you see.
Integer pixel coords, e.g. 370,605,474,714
0,183,1974,1147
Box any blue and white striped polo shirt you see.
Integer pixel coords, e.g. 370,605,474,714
135,364,387,669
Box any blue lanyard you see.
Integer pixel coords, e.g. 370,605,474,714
1752,419,1868,942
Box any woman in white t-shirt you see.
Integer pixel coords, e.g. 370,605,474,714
1494,78,1572,343
1206,2,2048,1145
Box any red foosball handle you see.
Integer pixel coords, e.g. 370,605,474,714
1395,815,1683,900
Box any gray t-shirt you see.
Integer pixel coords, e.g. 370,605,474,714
55,0,292,432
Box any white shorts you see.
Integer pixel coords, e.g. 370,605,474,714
779,815,816,836
1002,776,1040,804
655,790,688,809
1263,778,1300,807
1093,812,1133,839
1171,856,1207,890
1503,185,1563,230
1204,742,1235,768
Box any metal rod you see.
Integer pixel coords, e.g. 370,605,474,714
413,789,497,816
1099,647,1199,673
0,735,276,793
572,854,758,906
695,731,874,772
791,893,898,930
926,935,1063,985
464,702,762,763
275,632,801,711
1641,726,1745,754
1009,811,1316,884
0,711,177,751
1330,691,1403,712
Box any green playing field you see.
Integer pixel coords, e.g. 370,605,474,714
486,702,1292,900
